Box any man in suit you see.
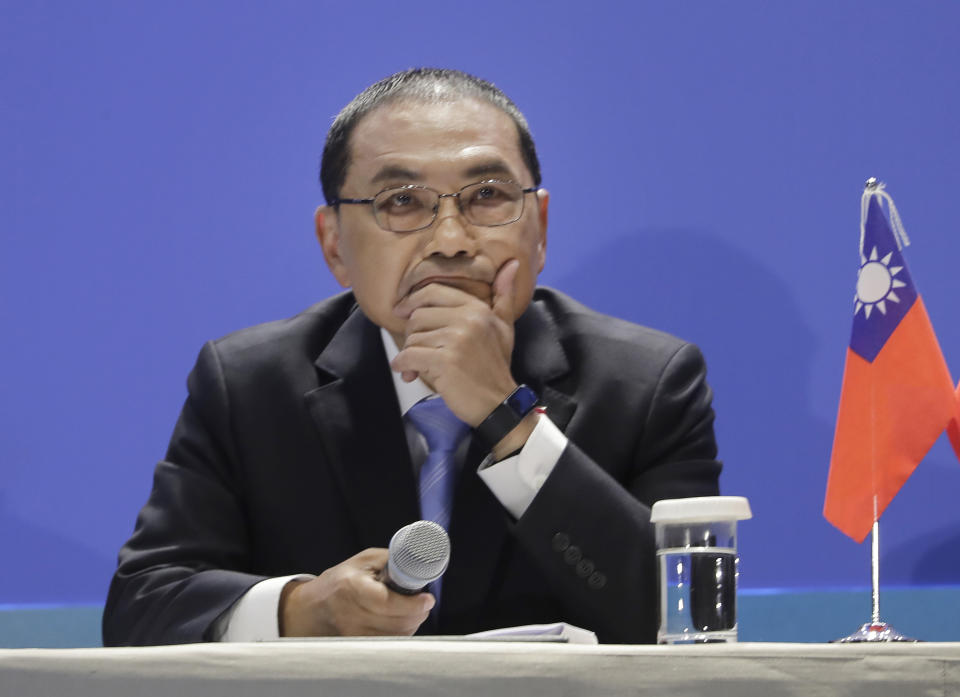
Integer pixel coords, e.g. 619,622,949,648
103,68,721,646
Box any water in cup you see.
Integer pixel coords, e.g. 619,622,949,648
657,546,738,643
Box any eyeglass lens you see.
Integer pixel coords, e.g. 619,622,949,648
373,181,525,232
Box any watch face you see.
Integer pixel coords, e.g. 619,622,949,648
507,385,538,415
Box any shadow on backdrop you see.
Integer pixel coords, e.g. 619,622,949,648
885,522,960,586
550,227,959,588
0,491,114,605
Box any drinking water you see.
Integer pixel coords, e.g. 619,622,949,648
657,547,738,644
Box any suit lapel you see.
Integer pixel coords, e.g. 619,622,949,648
512,296,577,432
304,307,419,551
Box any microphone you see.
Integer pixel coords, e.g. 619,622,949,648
379,520,451,594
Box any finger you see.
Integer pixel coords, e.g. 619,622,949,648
352,548,390,570
404,305,463,330
403,306,476,338
491,259,520,324
394,281,486,319
355,599,432,636
401,328,456,351
336,595,429,636
381,589,435,617
356,572,436,619
390,346,441,383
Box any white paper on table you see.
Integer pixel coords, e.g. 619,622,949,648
466,622,598,645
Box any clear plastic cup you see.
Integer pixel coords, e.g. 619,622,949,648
651,496,752,644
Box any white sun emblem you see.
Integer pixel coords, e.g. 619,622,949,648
854,246,907,319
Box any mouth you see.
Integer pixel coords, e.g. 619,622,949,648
406,276,493,300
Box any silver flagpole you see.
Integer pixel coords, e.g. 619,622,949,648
835,520,915,641
871,521,881,625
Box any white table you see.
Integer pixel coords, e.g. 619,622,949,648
2,640,959,696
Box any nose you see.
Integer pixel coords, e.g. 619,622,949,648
424,195,477,258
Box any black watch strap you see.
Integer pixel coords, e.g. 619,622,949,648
475,384,539,448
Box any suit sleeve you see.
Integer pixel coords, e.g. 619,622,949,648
102,341,268,646
512,342,721,643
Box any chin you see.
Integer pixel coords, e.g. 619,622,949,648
512,284,536,316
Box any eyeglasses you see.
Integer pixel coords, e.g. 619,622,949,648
331,180,539,233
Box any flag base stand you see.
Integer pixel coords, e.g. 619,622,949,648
833,621,918,643
830,522,920,642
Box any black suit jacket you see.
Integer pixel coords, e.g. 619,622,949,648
103,287,721,645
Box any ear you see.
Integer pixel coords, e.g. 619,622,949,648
315,206,351,288
534,189,549,272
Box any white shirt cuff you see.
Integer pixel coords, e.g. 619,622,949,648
213,574,316,642
477,414,568,519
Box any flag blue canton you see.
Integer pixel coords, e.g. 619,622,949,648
849,198,917,363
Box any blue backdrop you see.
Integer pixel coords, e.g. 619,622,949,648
3,0,959,607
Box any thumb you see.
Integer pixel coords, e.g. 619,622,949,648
492,259,520,323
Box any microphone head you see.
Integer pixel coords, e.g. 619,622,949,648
386,520,451,592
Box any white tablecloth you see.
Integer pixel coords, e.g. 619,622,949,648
2,639,959,696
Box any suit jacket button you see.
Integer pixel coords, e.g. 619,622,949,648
563,545,582,565
576,559,595,578
552,532,570,552
588,572,607,590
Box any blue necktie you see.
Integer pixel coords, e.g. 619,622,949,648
406,397,470,532
406,397,469,607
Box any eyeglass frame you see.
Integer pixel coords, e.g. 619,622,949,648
329,179,540,233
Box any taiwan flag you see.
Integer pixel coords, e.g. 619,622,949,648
824,185,957,543
949,382,960,462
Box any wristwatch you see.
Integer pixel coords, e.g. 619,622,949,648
475,384,540,448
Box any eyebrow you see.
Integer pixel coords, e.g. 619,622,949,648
370,165,423,186
368,160,521,188
462,161,516,181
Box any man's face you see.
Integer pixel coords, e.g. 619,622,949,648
316,98,548,345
